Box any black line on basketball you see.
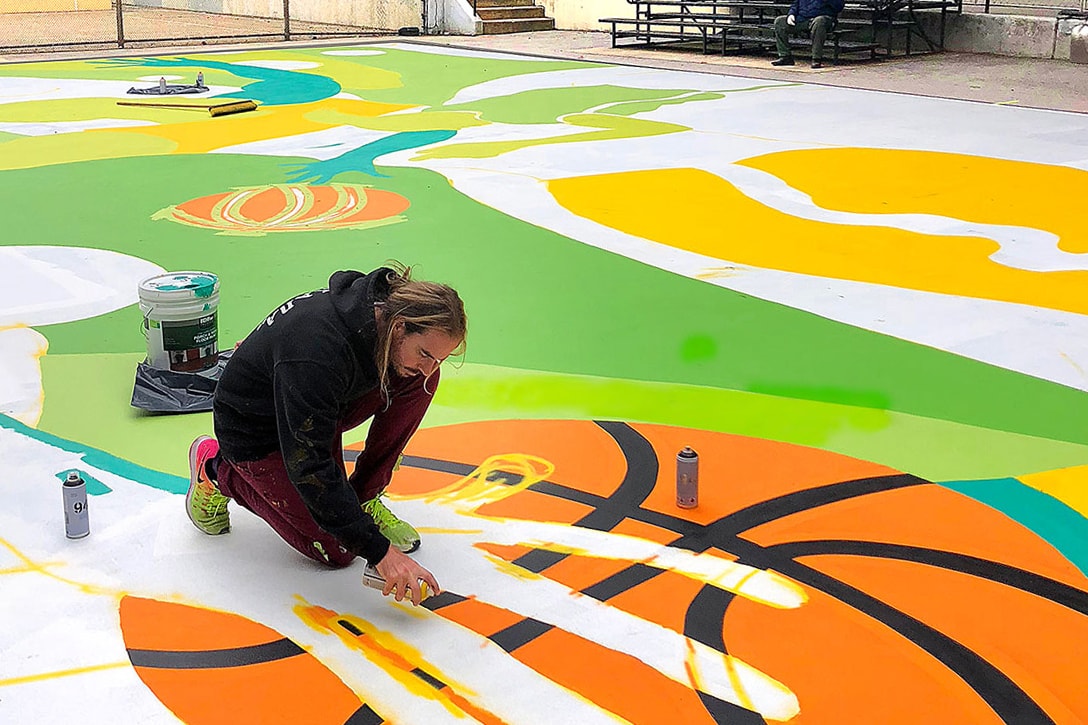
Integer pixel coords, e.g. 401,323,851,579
771,539,1088,615
127,638,305,669
490,618,554,653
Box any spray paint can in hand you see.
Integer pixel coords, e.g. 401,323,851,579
676,446,699,509
363,565,430,601
63,470,90,539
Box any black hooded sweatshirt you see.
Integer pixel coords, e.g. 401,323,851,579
213,269,394,564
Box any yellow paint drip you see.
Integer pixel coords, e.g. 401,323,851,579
684,636,800,721
0,661,130,688
294,597,510,725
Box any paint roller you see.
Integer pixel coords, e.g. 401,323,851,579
116,99,259,117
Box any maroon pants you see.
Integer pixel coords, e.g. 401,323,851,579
215,371,436,568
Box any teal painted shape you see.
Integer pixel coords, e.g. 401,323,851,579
2,414,187,495
54,469,112,495
97,57,340,106
941,477,1088,577
284,130,458,182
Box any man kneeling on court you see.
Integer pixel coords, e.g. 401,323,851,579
771,0,845,69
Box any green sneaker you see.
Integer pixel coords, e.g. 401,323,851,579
186,436,230,535
362,494,420,553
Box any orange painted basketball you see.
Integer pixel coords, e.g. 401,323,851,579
119,596,380,724
346,420,1088,724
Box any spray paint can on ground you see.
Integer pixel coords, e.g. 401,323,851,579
676,446,699,509
63,470,90,539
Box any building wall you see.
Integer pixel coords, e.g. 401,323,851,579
127,0,420,30
541,0,630,31
1,0,111,12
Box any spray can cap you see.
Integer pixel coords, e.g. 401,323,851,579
65,470,82,482
679,446,697,458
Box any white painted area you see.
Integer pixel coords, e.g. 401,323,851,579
136,75,184,81
211,125,395,160
0,327,48,426
0,77,242,105
234,60,322,70
0,248,163,426
0,119,157,136
0,247,164,328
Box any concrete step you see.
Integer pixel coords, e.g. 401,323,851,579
478,5,546,19
480,16,556,33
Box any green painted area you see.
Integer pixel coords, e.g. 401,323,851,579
941,477,1088,577
307,108,488,134
444,85,698,124
603,92,724,117
0,127,174,172
414,113,688,160
3,152,1087,445
35,355,1088,483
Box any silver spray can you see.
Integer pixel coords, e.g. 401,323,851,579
63,471,90,539
676,447,699,509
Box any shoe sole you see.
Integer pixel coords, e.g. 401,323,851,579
186,436,228,535
396,540,421,554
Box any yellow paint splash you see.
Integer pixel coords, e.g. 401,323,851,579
411,453,555,508
0,536,114,597
294,597,510,725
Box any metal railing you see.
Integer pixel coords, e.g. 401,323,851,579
959,0,1086,13
0,0,390,55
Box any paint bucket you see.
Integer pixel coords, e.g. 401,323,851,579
138,272,220,373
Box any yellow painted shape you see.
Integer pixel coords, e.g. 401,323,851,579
415,113,688,161
738,148,1088,254
547,167,1088,315
1020,465,1088,517
0,99,136,124
127,98,409,154
0,129,174,171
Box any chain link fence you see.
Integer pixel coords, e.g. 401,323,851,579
0,0,401,54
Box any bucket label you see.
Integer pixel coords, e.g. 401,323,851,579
145,312,219,372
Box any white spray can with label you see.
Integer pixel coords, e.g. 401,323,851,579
63,470,90,539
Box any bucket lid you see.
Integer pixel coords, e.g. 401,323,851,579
139,272,219,302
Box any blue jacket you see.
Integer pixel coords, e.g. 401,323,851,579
789,0,845,19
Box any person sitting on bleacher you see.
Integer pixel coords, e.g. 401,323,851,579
770,0,845,69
